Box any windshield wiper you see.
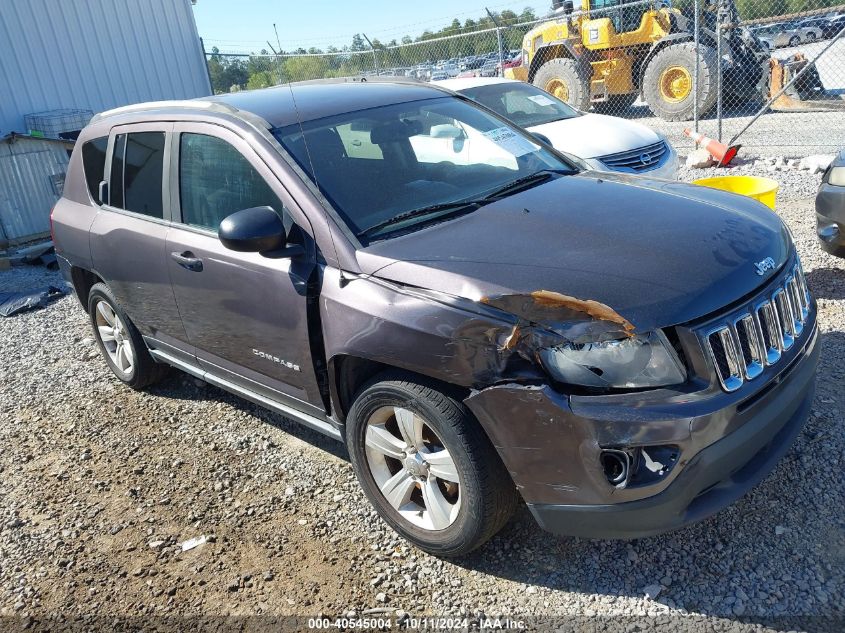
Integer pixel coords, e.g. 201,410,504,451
357,169,573,239
480,169,571,199
357,198,486,238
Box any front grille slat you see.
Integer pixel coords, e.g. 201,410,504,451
756,300,782,365
599,141,667,172
773,288,795,349
703,263,810,392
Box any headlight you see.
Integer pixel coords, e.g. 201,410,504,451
539,330,686,389
827,166,845,187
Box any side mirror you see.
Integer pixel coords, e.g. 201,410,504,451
218,206,303,258
98,180,108,205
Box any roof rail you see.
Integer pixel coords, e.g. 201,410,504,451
90,99,240,124
290,75,424,86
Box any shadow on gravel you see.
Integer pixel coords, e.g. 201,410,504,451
806,266,845,300
147,373,349,461
620,103,761,122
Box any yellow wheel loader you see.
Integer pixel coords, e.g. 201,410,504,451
507,0,835,121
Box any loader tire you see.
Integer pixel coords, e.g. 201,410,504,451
643,42,718,122
532,57,591,111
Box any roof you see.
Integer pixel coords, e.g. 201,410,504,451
432,77,520,92
91,80,455,130
210,80,452,129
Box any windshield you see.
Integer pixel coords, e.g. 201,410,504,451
274,96,576,241
458,82,581,128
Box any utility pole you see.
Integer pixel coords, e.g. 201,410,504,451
362,33,380,74
486,8,504,76
273,23,284,85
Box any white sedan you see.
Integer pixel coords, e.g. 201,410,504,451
434,77,678,180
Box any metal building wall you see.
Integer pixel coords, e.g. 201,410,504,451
0,136,72,244
0,0,212,136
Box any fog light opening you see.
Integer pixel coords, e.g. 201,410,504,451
600,449,631,489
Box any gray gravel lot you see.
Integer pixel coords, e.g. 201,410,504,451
1,164,843,631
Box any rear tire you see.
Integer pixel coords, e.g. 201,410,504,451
789,35,801,46
532,57,591,111
643,42,718,122
88,283,168,390
345,371,518,557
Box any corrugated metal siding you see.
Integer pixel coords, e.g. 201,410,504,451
0,0,212,136
0,138,70,242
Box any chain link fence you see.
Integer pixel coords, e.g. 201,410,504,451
206,0,845,158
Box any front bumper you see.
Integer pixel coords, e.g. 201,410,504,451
465,319,818,540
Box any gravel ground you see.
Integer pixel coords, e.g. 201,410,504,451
1,165,843,632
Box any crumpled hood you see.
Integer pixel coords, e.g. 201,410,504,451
356,172,792,333
528,113,662,159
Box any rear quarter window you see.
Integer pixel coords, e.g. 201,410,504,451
81,136,108,203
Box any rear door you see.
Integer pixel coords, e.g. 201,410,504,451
165,122,325,414
88,123,192,362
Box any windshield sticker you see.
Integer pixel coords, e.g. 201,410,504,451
481,127,538,157
527,94,556,107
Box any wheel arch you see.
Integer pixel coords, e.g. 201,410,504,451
70,266,103,308
528,41,580,83
328,354,471,424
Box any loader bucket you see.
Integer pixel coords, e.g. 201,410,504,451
769,54,845,112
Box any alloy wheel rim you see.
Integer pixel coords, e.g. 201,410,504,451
94,300,134,375
545,78,570,103
659,66,692,103
364,406,461,531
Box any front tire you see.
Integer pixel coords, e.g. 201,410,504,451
642,42,718,122
88,283,168,389
532,57,591,111
346,372,518,557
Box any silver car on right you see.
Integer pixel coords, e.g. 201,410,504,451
754,21,823,50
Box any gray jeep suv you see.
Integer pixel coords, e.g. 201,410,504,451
52,80,818,557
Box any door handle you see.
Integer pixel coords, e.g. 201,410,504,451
170,251,203,272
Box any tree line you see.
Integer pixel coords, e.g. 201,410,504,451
207,1,845,93
207,7,538,93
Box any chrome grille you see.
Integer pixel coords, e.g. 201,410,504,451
599,140,668,172
704,263,811,392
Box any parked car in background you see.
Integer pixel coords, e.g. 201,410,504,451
459,57,485,72
430,70,449,81
823,14,845,38
798,15,841,39
784,20,823,41
437,77,678,179
479,61,499,77
52,79,816,557
754,22,820,49
816,149,845,257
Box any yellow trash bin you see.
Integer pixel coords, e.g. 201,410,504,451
692,176,779,211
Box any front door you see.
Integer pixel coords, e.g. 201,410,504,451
165,123,324,413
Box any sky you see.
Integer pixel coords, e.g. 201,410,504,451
193,0,548,54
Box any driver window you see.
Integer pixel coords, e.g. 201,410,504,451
179,133,291,232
